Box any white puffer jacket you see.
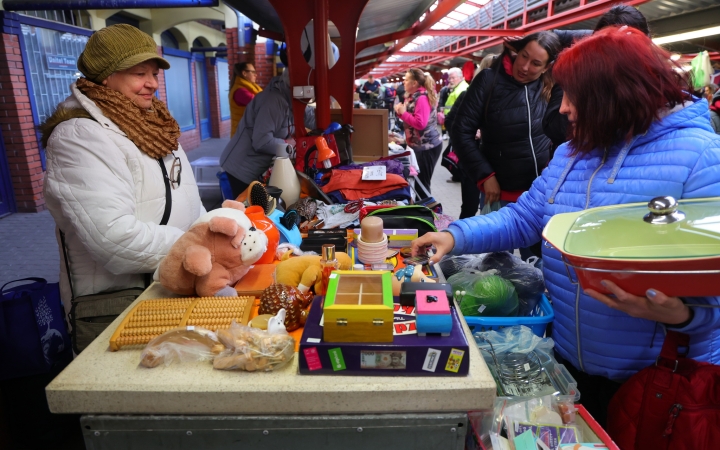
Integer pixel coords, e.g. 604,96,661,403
44,82,204,316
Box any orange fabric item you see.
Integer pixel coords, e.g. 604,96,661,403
320,169,408,201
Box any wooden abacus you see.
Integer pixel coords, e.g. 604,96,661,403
109,296,254,351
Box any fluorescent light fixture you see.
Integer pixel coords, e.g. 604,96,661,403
653,26,720,45
670,53,681,61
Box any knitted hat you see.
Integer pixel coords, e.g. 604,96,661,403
78,24,170,83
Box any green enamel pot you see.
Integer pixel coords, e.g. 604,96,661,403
542,196,720,297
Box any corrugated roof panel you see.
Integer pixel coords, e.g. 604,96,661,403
356,0,433,41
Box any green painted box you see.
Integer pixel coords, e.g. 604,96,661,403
323,271,394,343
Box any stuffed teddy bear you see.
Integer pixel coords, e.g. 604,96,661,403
158,200,268,297
274,253,353,294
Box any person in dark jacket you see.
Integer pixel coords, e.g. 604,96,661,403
543,4,651,149
451,31,560,257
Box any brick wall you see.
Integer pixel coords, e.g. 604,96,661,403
206,58,230,138
254,42,274,88
0,27,44,212
156,45,167,103
178,55,201,151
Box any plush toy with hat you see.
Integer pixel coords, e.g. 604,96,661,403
158,200,268,297
274,252,353,294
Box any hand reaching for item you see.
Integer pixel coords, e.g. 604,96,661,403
482,175,501,205
584,280,692,326
411,231,456,264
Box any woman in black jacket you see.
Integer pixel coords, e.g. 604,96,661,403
450,31,560,258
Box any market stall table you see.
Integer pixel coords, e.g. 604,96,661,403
46,282,497,450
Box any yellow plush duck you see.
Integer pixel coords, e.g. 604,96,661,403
275,252,353,294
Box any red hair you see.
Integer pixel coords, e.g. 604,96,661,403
553,26,690,154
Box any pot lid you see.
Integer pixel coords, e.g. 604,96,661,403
543,196,720,259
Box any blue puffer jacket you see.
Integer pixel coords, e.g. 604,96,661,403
447,98,720,381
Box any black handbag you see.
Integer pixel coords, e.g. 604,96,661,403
365,205,438,236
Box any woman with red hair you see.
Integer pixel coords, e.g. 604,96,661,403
413,26,720,425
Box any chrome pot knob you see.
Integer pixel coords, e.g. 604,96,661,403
644,196,685,224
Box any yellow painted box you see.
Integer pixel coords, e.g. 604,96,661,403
323,271,394,343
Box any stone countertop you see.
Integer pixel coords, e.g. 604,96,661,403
46,283,496,415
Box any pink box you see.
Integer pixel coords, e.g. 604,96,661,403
415,290,450,315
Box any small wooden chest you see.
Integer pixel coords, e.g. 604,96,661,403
323,271,394,343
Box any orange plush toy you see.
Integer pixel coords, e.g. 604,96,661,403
158,200,268,297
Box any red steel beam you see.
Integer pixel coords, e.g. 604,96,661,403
424,28,522,36
314,0,330,129
404,0,653,71
398,51,461,57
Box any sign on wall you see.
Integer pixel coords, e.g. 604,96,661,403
45,55,77,70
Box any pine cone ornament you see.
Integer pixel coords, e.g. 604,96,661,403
259,284,311,331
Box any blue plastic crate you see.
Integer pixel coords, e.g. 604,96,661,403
462,294,553,337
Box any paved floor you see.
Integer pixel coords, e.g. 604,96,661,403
0,137,461,290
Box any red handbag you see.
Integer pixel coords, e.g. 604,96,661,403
607,330,720,450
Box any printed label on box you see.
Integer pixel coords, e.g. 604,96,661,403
422,348,442,372
328,348,346,371
445,348,465,373
306,337,321,344
360,351,406,369
303,347,322,371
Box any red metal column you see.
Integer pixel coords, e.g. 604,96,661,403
313,0,330,130
268,0,368,135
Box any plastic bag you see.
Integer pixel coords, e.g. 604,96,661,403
139,326,223,368
213,310,295,372
479,252,545,315
448,269,519,317
474,325,555,356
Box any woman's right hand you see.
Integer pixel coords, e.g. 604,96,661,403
411,231,456,264
285,137,296,148
483,175,501,205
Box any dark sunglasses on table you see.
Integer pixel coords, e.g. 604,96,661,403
170,152,182,189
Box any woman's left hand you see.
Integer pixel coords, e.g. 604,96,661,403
585,280,691,325
395,102,406,116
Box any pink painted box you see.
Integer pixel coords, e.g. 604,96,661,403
416,290,452,336
415,290,450,314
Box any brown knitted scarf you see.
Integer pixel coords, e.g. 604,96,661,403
76,77,180,159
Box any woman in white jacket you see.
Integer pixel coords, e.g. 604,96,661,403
41,24,204,321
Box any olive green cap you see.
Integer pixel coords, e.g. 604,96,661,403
78,24,170,83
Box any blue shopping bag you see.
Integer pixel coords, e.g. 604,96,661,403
0,278,72,380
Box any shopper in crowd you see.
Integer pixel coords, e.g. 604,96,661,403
41,24,204,314
437,83,450,140
221,68,316,198
451,31,560,259
396,81,406,103
360,74,381,103
414,26,720,426
445,54,496,219
443,67,469,117
710,87,720,134
544,4,650,149
229,62,262,134
395,68,443,198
